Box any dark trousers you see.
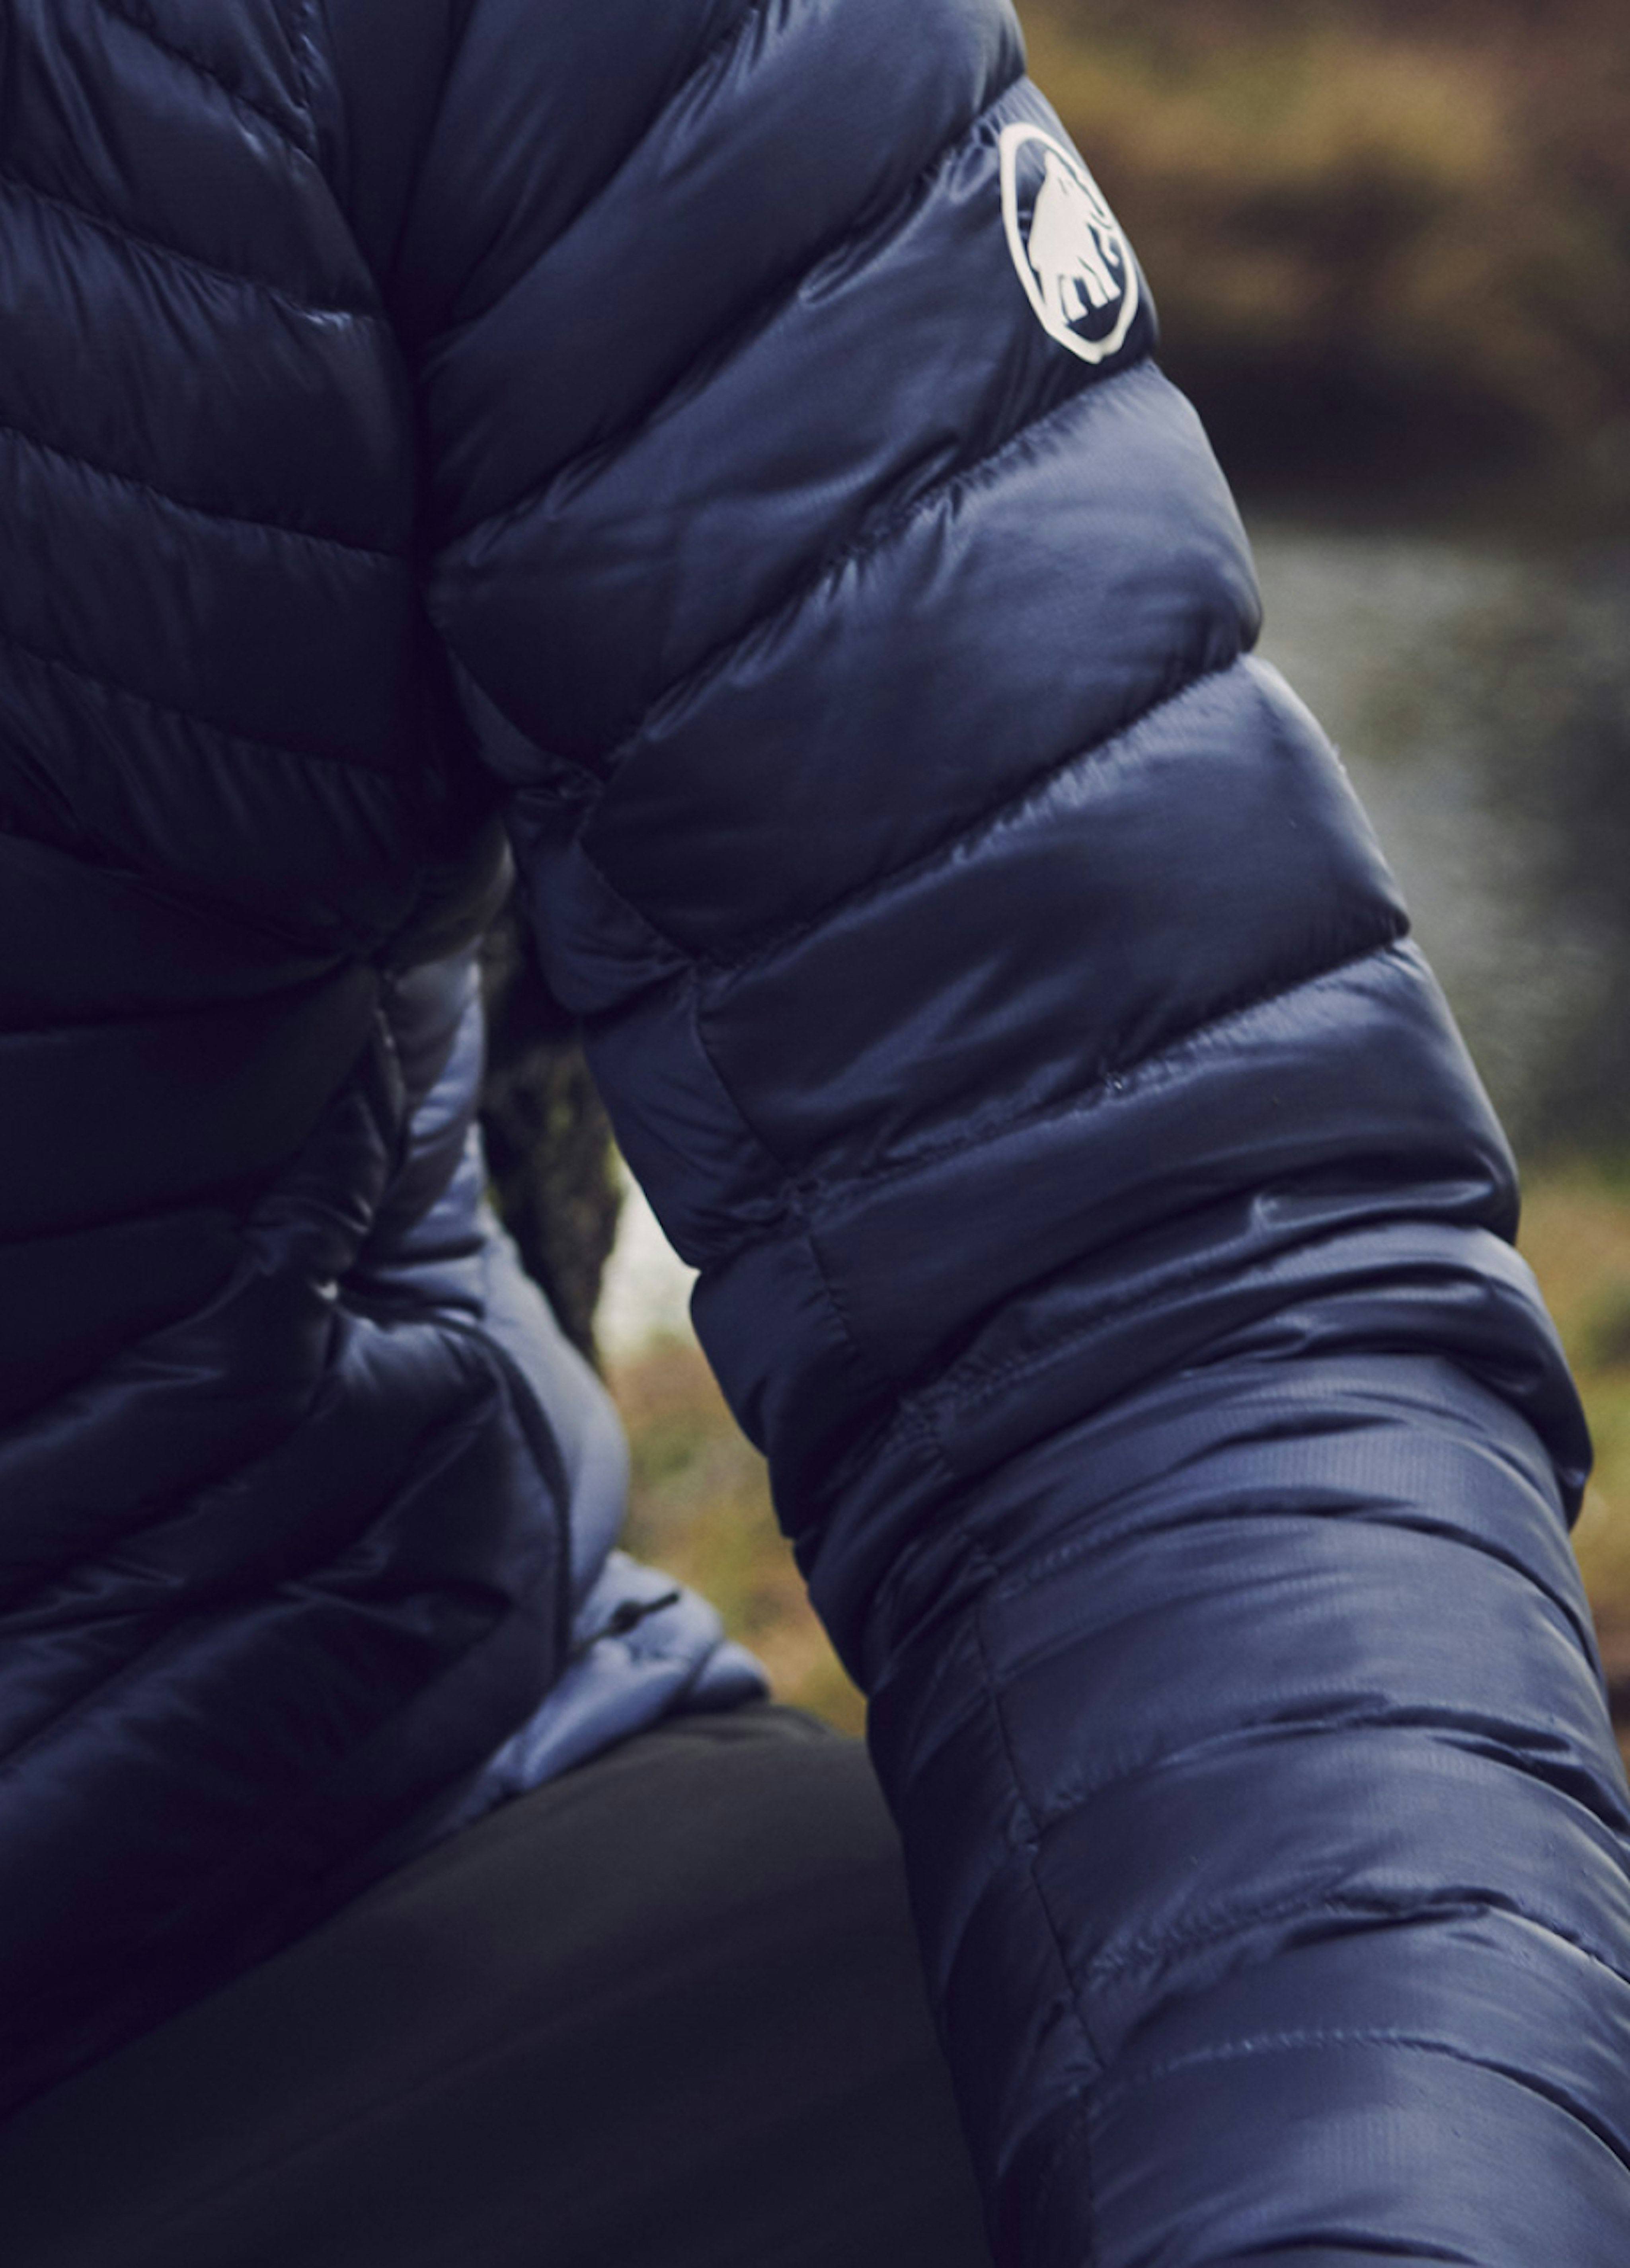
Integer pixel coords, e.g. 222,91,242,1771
0,1705,994,2267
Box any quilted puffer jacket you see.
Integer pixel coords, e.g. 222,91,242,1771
4,0,1630,2258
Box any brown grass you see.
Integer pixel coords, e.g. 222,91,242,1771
609,1339,865,1735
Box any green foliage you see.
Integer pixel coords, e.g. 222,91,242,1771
611,1340,866,1734
1523,1167,1630,1648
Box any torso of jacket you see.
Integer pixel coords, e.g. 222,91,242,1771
4,2,1630,2258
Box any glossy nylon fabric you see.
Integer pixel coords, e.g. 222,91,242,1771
2,0,1628,2260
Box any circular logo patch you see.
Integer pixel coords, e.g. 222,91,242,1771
1000,122,1139,365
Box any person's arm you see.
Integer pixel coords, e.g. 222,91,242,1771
406,3,1630,2256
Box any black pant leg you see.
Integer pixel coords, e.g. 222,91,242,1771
0,1706,994,2268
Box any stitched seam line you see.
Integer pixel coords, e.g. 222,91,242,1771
674,977,881,1387
1091,2027,1630,2177
0,164,381,324
791,929,1409,1211
971,1560,1106,2085
703,648,1246,979
576,366,1137,784
798,1209,879,1399
851,1188,1426,1490
92,0,314,158
0,415,406,566
1026,1706,1630,1838
0,619,408,783
810,1363,940,1526
445,59,1032,549
286,0,319,120
965,1561,1106,2248
918,1222,1300,1424
1079,1884,1630,1995
936,1117,1429,1408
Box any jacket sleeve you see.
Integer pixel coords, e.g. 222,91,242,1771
404,1,1630,2258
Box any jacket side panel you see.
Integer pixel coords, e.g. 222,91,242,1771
0,0,575,2110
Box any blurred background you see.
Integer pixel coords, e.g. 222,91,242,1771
488,0,1630,1742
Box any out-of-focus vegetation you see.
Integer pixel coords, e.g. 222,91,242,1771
1523,1166,1630,1727
611,1340,865,1734
1021,0,1630,512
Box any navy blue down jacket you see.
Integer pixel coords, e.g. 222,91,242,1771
4,0,1630,2257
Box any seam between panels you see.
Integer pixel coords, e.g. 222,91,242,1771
819,1371,944,1519
793,928,1409,1215
1093,2028,1630,2178
284,0,320,121
0,416,407,566
833,998,1404,1487
924,1123,1360,1407
589,366,1142,782
975,1578,1102,2087
1096,2022,1583,2099
0,618,409,782
622,909,1400,1448
777,1180,875,1391
1079,1882,1630,1998
971,1557,1106,2075
0,166,381,324
706,644,1246,979
445,57,1032,547
676,968,883,1394
91,0,316,159
969,1554,1106,2240
557,859,901,1494
1026,1707,1630,1841
901,1228,1282,1445
941,1223,1546,1431
645,901,993,1429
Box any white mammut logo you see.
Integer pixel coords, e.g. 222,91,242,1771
1000,122,1139,364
